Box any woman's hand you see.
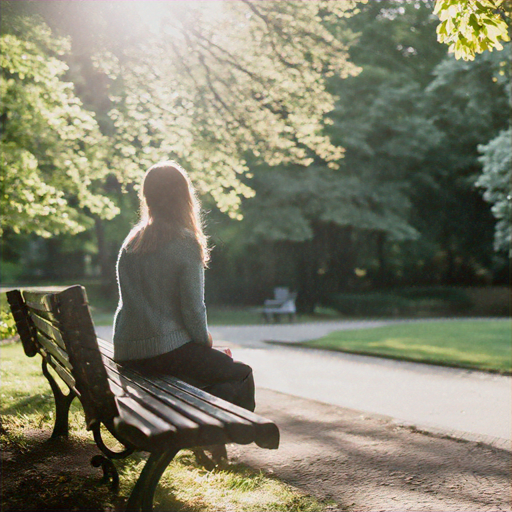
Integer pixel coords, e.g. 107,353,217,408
208,331,232,357
220,347,232,358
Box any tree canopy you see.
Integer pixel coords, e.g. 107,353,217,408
0,14,118,236
1,0,510,302
94,0,362,214
2,0,363,230
434,0,511,60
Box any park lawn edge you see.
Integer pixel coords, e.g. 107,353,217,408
266,341,512,376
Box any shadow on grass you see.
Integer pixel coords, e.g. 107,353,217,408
1,392,55,416
1,424,321,512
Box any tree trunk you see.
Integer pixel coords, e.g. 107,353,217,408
327,225,355,292
94,217,116,297
375,231,387,288
296,240,320,314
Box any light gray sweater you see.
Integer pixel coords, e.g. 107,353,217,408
113,236,209,362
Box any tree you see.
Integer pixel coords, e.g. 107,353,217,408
15,0,362,215
101,1,365,214
207,0,511,310
1,0,363,288
477,127,512,255
416,44,510,280
207,1,448,310
0,13,118,237
433,0,511,261
434,0,511,60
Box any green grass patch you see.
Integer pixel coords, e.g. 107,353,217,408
206,307,342,326
302,320,512,374
1,342,330,512
89,306,343,327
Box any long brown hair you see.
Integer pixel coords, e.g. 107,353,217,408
124,161,209,265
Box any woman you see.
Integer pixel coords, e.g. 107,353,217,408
113,161,255,464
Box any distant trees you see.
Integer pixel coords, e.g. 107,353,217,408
477,127,512,255
206,0,510,310
434,0,511,257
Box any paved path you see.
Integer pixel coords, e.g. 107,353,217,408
96,318,511,450
230,389,511,512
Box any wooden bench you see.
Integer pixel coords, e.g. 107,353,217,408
6,285,279,512
262,287,297,323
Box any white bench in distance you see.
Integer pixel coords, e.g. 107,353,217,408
262,287,297,323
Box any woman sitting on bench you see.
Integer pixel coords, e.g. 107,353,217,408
112,161,255,463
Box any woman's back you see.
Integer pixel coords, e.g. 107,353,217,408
113,236,208,361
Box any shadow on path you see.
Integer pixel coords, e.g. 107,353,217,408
231,389,511,512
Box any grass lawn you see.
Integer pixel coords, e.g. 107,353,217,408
0,342,329,512
302,320,512,374
90,306,343,327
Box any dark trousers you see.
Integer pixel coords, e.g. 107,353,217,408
125,342,255,412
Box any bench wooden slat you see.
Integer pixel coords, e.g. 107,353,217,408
105,366,204,447
163,377,280,449
23,289,70,324
114,396,179,450
43,352,77,391
98,341,253,435
56,286,119,429
23,290,60,313
103,359,229,445
35,331,73,372
6,290,39,357
97,338,278,447
149,375,257,445
29,313,66,351
25,306,60,324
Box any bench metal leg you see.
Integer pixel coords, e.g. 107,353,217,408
91,454,120,490
125,448,179,512
42,360,76,438
92,422,135,460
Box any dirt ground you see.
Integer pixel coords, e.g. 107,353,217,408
1,388,511,512
231,389,511,512
1,428,117,512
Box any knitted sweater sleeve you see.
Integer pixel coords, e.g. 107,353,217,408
179,242,209,345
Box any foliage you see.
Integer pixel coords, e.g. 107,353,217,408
207,1,448,309
434,0,511,60
0,309,17,340
1,293,16,340
230,2,444,246
0,14,119,237
1,1,510,308
203,1,510,311
477,127,512,254
303,319,512,373
322,287,473,318
415,45,511,278
30,0,363,216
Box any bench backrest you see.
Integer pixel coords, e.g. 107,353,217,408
274,287,290,301
7,286,118,429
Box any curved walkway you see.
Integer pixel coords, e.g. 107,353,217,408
96,318,511,450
